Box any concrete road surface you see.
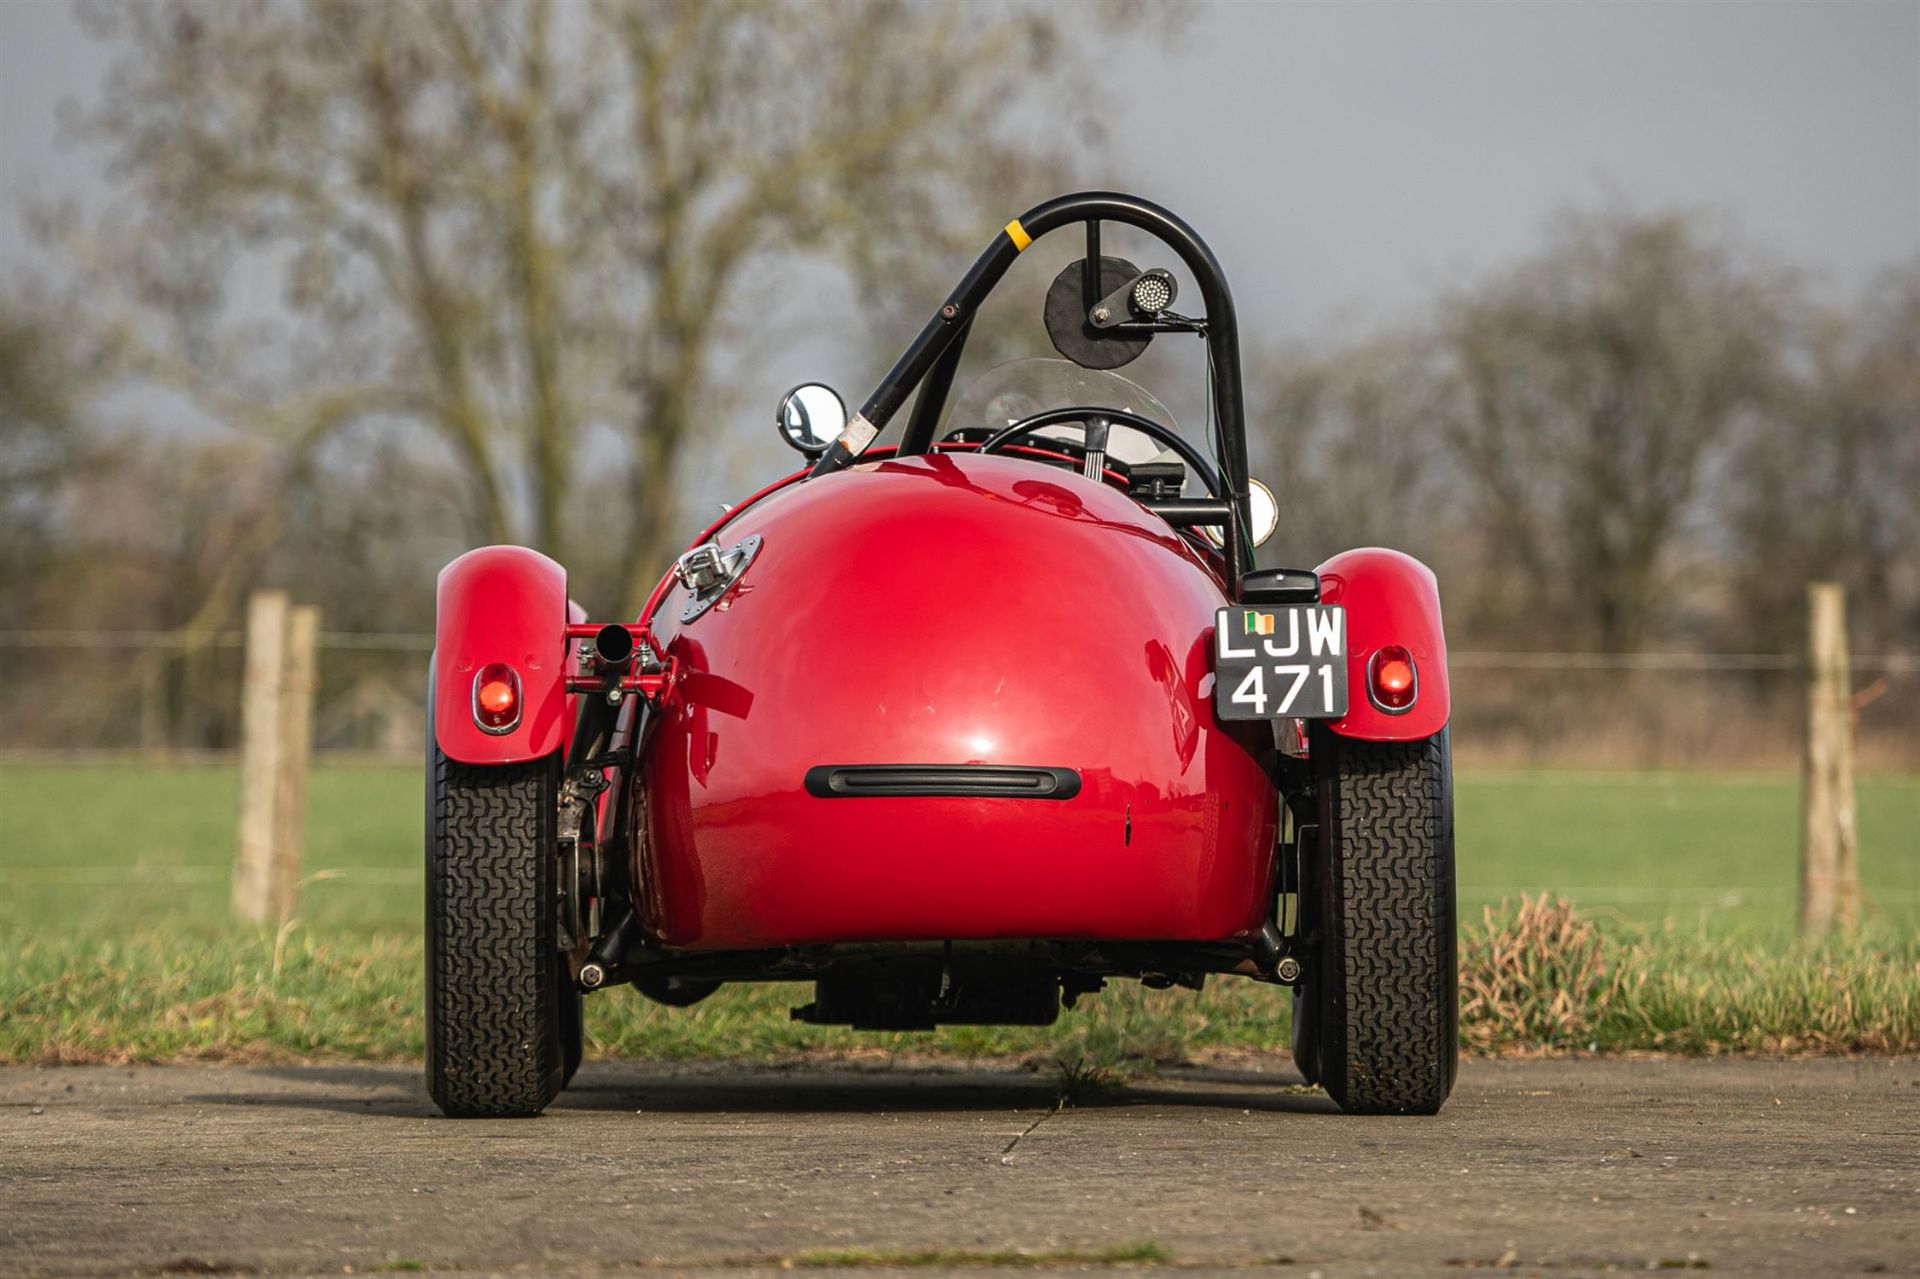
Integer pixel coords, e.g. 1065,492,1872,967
2,1058,1915,1277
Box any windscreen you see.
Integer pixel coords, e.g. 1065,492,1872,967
946,358,1181,465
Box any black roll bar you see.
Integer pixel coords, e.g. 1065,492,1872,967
808,191,1254,594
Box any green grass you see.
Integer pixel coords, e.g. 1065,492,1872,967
1455,769,1920,933
6,916,1912,1063
4,762,1913,936
0,761,1915,1064
0,762,423,934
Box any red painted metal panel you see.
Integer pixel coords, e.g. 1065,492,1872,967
636,453,1277,950
433,545,572,765
1316,547,1451,742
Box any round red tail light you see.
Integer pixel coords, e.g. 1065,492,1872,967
1368,646,1418,713
472,663,522,733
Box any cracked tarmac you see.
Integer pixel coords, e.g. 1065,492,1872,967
1,1058,1916,1277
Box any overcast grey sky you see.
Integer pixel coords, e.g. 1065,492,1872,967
3,0,1915,358
1148,1,1916,329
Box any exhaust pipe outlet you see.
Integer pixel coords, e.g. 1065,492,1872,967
567,626,633,758
592,624,636,675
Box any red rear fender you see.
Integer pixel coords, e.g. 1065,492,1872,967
432,546,575,764
1317,547,1450,742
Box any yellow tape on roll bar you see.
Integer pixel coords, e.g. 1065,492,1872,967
1004,219,1032,252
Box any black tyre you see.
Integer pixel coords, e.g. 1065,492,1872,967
1296,728,1457,1115
426,749,566,1118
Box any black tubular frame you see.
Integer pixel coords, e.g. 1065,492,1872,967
811,191,1255,597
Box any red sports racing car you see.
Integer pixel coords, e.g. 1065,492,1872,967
426,192,1456,1118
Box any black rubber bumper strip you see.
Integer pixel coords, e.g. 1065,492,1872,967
804,765,1081,800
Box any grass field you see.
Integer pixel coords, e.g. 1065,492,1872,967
2,761,1916,1064
5,761,1915,935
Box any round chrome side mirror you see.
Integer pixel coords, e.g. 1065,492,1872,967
776,383,848,459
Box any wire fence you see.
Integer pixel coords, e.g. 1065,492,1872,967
2,630,1915,768
0,630,437,652
5,630,1916,670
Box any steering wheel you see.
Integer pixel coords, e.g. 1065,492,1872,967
973,406,1224,498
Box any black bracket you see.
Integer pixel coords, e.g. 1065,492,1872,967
1241,568,1321,605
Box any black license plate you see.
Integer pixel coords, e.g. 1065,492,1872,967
1213,606,1348,720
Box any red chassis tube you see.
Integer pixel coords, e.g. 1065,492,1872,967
561,623,676,698
1316,547,1451,742
433,546,580,765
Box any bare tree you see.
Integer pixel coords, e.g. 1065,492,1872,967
60,0,1149,613
1250,329,1455,569
1723,259,1920,653
0,292,108,628
1436,208,1787,651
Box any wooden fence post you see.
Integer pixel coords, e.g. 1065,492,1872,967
271,605,320,921
233,593,319,924
1800,582,1860,935
234,592,287,924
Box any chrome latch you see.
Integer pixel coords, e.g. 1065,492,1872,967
674,534,762,623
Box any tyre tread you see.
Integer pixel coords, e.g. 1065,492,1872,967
1328,734,1455,1115
426,753,561,1118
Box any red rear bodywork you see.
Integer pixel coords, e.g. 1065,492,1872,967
433,546,575,765
1317,547,1451,742
635,453,1279,950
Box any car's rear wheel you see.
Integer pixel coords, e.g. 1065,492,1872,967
426,749,566,1118
1295,728,1457,1115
